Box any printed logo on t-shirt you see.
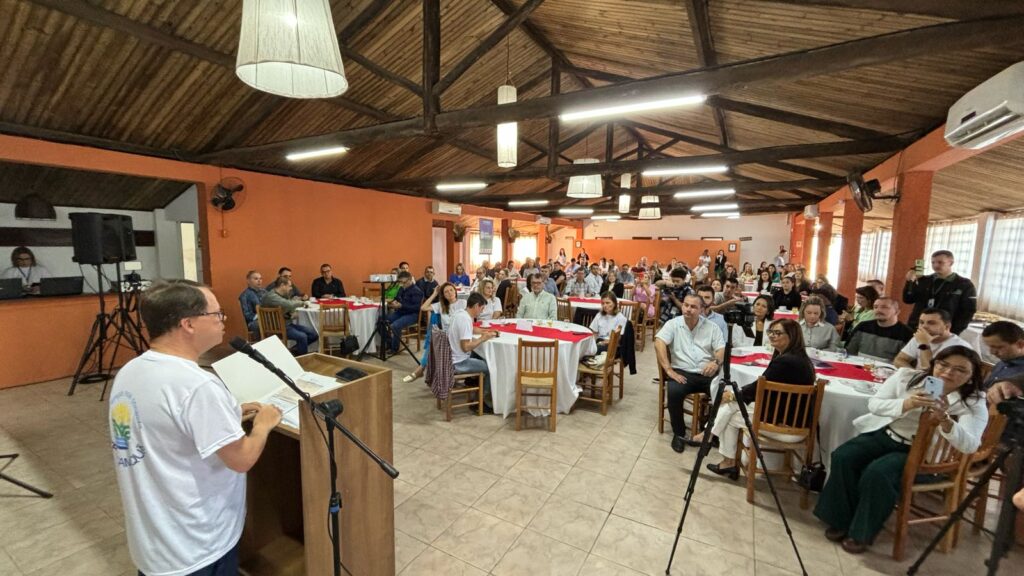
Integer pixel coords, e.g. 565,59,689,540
110,391,146,468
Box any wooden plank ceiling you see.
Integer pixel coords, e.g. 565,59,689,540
0,0,1021,216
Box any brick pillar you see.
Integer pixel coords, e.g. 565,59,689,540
886,171,933,320
815,211,833,281
838,205,864,298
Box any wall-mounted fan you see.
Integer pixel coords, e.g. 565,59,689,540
211,177,245,211
847,172,899,213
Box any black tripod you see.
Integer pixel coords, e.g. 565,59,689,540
908,405,1023,575
0,453,52,498
357,280,418,363
666,322,808,575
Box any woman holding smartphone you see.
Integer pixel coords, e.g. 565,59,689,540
814,346,988,554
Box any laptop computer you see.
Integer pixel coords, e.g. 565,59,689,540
0,278,24,300
39,276,84,297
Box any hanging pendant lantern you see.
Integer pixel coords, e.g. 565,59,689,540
638,195,661,220
497,85,517,168
618,174,632,213
566,159,603,198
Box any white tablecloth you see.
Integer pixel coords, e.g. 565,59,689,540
295,299,380,353
962,323,995,364
473,319,597,417
727,347,886,471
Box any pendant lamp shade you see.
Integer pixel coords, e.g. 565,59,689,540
236,0,348,99
638,195,661,220
618,173,632,213
566,159,602,198
497,85,517,168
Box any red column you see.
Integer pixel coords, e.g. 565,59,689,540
815,211,833,280
537,224,549,262
802,219,816,270
838,205,864,298
444,221,456,276
789,213,805,264
500,218,511,265
886,171,933,318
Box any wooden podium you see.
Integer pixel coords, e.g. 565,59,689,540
238,354,395,576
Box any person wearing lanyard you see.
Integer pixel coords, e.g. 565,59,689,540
1,246,52,294
902,250,977,334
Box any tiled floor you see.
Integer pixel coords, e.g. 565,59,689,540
1,343,1020,575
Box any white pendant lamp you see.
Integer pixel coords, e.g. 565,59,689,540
236,0,349,99
497,85,518,168
618,173,632,213
566,159,603,198
638,195,661,220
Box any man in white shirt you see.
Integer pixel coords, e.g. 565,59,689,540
516,273,557,320
109,280,282,576
894,307,972,371
655,293,726,453
449,292,499,410
564,267,595,297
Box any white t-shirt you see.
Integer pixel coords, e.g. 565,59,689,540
0,264,52,287
109,350,246,576
432,299,466,331
479,296,502,321
899,334,971,368
448,309,475,365
590,312,627,340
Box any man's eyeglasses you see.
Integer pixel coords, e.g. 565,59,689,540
766,329,785,337
193,311,227,322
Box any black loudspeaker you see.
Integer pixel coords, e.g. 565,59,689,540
69,212,137,265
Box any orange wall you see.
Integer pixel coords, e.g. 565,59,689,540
579,239,739,270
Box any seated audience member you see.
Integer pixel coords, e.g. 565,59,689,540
449,263,470,287
506,260,520,278
385,271,424,354
590,292,628,353
732,295,775,347
566,258,579,276
519,257,539,278
799,296,840,351
767,264,781,283
311,263,345,299
739,262,757,285
266,267,307,300
756,270,773,295
449,292,499,410
415,266,438,297
516,273,557,320
616,262,635,285
404,283,464,383
469,267,488,292
867,279,885,298
810,280,844,324
693,263,709,284
711,278,746,313
260,279,318,355
384,267,401,301
633,277,657,322
841,285,878,331
2,246,52,293
981,321,1024,389
478,278,503,321
699,319,816,479
655,293,725,452
902,250,977,334
495,269,514,302
564,267,591,297
793,268,812,294
710,279,723,298
657,268,694,325
773,275,803,311
695,284,729,340
894,308,971,370
600,269,625,299
238,270,265,333
398,261,413,279
649,261,664,283
539,264,559,296
845,297,913,361
549,262,567,294
815,346,987,554
721,263,738,282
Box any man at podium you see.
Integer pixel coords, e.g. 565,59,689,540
108,279,282,576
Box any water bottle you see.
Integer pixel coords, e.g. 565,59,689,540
838,348,848,362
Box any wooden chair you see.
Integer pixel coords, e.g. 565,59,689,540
622,285,634,300
401,312,423,351
737,377,826,509
503,285,521,316
953,409,1007,546
362,286,381,299
514,339,559,431
576,328,621,415
613,301,638,396
638,288,661,352
256,306,288,344
428,327,483,421
891,415,970,560
318,304,349,355
556,297,573,323
657,365,708,438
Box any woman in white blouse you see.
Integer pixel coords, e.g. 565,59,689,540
477,278,503,322
589,292,627,353
402,282,465,383
814,346,988,555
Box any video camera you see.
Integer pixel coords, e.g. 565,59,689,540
997,396,1024,430
723,301,755,327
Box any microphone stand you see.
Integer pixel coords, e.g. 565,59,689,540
230,338,399,576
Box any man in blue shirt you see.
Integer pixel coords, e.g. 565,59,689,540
982,321,1024,389
415,266,438,299
696,285,728,340
238,270,265,333
385,271,424,354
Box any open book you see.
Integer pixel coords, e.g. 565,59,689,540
212,337,342,430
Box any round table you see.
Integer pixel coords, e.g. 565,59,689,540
727,346,889,471
473,319,597,417
295,298,380,353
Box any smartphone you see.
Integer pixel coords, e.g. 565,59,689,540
922,375,944,400
914,259,925,276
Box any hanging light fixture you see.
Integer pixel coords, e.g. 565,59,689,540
496,38,517,168
638,195,661,220
618,173,632,213
236,0,348,99
566,133,602,198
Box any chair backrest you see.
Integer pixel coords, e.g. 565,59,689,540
256,306,287,343
622,286,634,300
516,338,558,379
618,300,638,326
651,287,662,327
963,406,1006,468
504,284,521,313
751,376,825,436
601,328,622,374
901,416,966,491
319,304,347,333
556,297,572,322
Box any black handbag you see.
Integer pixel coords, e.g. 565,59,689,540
339,335,360,356
796,426,826,492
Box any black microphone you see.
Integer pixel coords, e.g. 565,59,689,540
230,336,269,365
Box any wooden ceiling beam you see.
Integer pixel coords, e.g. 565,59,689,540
528,197,811,215
684,0,730,149
434,0,547,96
423,0,441,131
562,66,632,84
337,0,393,43
758,0,1024,19
338,45,422,97
712,97,889,140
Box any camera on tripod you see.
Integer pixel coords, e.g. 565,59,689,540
997,396,1024,424
723,301,755,327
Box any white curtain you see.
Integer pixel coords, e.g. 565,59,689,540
511,235,539,265
978,213,1024,319
467,231,503,270
858,231,875,282
925,219,977,278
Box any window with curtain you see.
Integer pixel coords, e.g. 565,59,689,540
924,219,977,278
511,235,538,265
467,231,503,271
979,213,1024,319
873,229,892,282
858,231,875,282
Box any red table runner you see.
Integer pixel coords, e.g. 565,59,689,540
478,322,593,343
731,352,875,382
317,299,378,311
568,297,602,304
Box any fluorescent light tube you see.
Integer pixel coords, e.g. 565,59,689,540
673,188,735,199
285,146,349,161
560,95,706,122
508,200,549,207
690,202,739,212
642,164,729,177
436,182,487,192
558,208,594,215
700,211,741,218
